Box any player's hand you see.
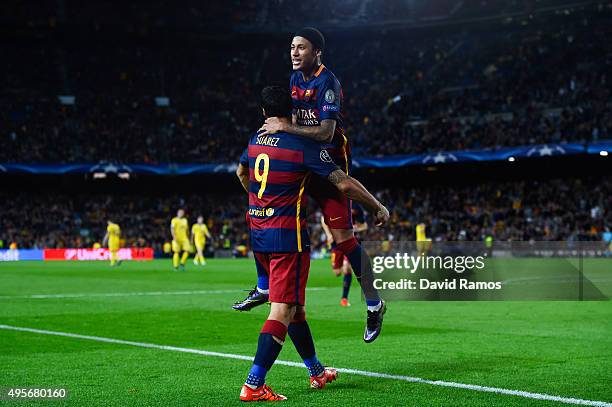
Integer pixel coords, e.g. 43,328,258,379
258,117,286,136
374,203,390,227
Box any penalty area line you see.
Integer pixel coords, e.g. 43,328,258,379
0,324,610,407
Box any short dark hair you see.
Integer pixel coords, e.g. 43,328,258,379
295,27,325,52
261,86,292,118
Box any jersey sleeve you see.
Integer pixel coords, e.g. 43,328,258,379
239,147,248,166
171,218,176,228
302,140,340,178
318,75,341,121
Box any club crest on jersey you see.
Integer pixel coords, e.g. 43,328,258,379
248,207,275,217
320,150,333,163
256,135,280,147
324,89,335,103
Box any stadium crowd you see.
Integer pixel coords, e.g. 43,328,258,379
2,3,611,163
2,177,609,251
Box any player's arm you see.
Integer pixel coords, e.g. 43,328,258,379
303,141,389,226
236,147,250,193
170,223,176,241
259,118,335,143
102,231,109,246
261,76,339,142
204,225,212,240
328,170,389,226
354,221,368,233
236,163,249,193
190,226,195,245
320,215,334,246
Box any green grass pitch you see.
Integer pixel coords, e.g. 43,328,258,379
0,258,611,406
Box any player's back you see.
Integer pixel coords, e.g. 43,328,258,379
241,131,339,253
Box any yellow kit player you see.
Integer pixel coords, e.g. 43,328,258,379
191,216,212,266
103,220,121,267
171,209,191,271
416,222,432,255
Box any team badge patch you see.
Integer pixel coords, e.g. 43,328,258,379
320,150,333,163
324,89,335,103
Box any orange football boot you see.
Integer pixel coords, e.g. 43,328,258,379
340,298,350,307
310,367,338,389
239,384,287,402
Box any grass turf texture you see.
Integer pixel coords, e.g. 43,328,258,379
0,259,610,406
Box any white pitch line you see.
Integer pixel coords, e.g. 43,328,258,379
0,287,327,300
0,324,610,407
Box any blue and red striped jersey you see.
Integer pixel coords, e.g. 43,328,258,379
240,131,340,253
290,65,350,173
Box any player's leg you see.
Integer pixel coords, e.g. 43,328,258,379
288,305,338,389
194,242,204,265
171,240,180,270
193,244,200,265
330,247,344,277
199,241,207,265
311,175,386,342
233,252,270,311
179,241,189,270
341,260,352,307
331,248,352,306
240,303,293,401
112,249,121,267
332,228,386,342
240,253,293,402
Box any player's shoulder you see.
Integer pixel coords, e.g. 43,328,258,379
247,131,260,145
277,131,323,151
318,66,340,86
290,70,301,83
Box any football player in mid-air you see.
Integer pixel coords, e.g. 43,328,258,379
235,27,387,343
235,86,389,401
102,220,121,267
170,209,190,271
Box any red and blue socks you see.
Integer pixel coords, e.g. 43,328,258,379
288,312,324,377
342,273,352,299
336,237,382,309
245,319,287,388
254,256,269,294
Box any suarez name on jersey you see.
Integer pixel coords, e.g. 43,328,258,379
240,132,340,253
